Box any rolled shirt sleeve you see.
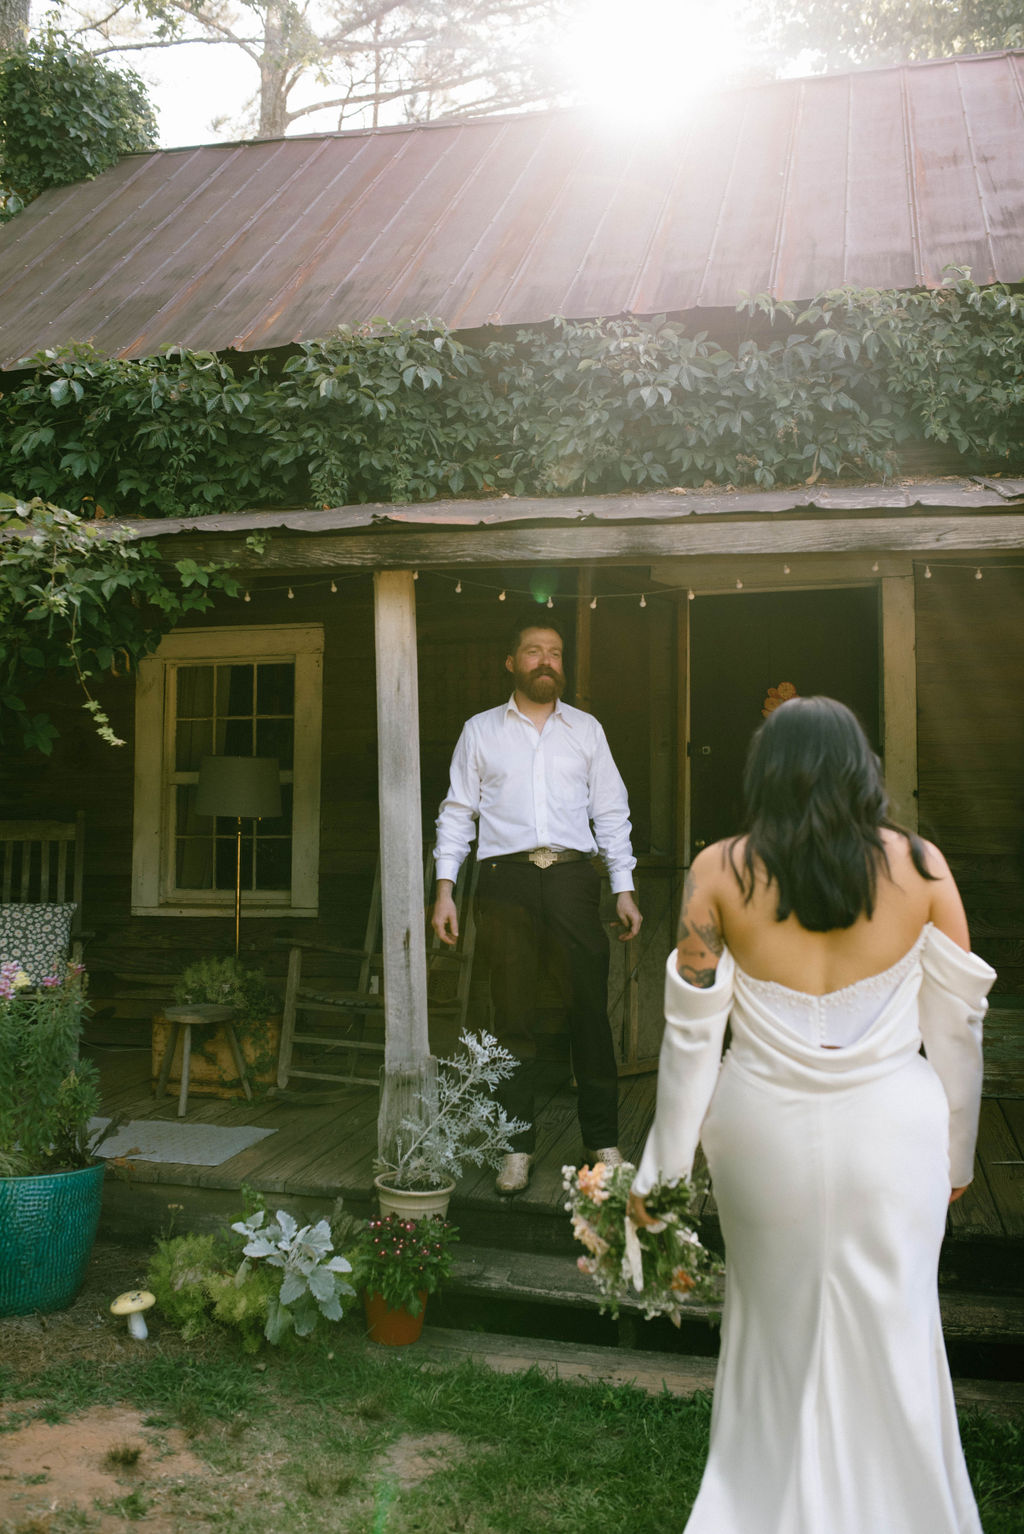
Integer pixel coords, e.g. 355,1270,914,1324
433,723,481,885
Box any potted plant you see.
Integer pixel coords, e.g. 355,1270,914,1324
372,1030,528,1218
151,956,282,1099
350,1211,457,1345
0,960,110,1316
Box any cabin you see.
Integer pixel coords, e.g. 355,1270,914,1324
0,51,1021,1270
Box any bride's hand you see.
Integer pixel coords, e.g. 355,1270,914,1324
627,1190,658,1227
949,1185,968,1204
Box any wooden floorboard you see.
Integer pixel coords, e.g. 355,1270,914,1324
86,1042,1022,1270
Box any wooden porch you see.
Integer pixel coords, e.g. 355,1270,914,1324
89,1017,1024,1291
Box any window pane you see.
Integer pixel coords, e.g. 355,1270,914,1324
256,718,294,768
257,663,294,714
176,666,214,717
255,837,291,889
219,718,254,756
175,719,213,772
219,664,254,716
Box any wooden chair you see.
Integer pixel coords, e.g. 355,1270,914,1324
276,847,479,1091
0,813,86,975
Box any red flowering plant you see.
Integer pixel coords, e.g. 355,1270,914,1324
563,1159,724,1326
349,1213,457,1317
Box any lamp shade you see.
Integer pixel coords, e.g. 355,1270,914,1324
196,756,281,819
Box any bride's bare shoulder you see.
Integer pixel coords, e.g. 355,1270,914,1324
881,827,951,881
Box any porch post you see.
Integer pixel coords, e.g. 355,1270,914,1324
373,570,435,1161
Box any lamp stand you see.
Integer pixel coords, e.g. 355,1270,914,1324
232,816,243,959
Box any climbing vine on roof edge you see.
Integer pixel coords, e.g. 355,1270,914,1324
0,495,242,753
1,271,1022,519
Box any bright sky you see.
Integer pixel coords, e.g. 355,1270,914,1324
557,0,760,126
41,0,763,149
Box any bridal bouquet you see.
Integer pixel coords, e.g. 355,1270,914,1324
563,1159,724,1326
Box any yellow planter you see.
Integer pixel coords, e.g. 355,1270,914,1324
151,1012,281,1099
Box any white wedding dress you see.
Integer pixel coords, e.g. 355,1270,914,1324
634,923,996,1534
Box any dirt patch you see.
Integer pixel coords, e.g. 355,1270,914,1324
0,1405,207,1532
377,1431,465,1489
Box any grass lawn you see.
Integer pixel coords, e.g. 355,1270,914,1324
1,1319,1022,1533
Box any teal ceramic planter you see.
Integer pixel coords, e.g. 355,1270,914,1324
0,1161,105,1316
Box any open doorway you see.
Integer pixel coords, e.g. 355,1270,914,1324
688,587,881,853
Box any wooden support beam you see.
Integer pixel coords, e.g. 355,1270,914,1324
160,514,1024,572
373,570,435,1160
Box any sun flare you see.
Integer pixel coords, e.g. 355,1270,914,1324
557,0,752,125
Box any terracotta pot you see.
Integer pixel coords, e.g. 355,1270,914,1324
373,1174,455,1220
151,1013,282,1099
363,1289,428,1346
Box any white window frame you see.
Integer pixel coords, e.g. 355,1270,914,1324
131,624,323,917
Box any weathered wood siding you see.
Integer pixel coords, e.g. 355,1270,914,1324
915,565,1024,996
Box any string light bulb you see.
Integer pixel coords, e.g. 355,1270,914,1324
783,564,791,575
243,591,251,603
975,568,983,580
924,565,932,579
412,570,419,581
287,586,295,600
546,595,554,608
330,579,337,593
589,596,598,610
498,589,506,601
687,589,695,601
639,594,647,608
872,561,879,573
735,578,743,590
455,580,462,594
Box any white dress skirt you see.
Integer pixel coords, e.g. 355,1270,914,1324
633,923,996,1534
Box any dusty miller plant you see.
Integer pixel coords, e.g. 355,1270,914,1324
374,1030,528,1191
232,1208,355,1344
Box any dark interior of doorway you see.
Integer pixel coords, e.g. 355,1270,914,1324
688,586,881,852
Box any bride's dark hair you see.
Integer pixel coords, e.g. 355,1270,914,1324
733,695,934,931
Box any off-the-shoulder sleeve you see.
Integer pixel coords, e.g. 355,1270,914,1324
919,925,997,1188
632,950,734,1195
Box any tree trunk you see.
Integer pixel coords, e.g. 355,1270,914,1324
0,0,29,53
257,0,290,138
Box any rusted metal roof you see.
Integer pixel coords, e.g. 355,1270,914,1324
1,52,1023,370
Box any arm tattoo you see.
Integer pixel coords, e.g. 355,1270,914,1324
677,870,724,954
679,964,718,989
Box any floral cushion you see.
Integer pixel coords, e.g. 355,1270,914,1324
0,903,77,986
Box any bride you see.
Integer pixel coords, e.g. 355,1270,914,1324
629,696,995,1534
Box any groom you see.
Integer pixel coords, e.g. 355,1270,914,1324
430,613,642,1194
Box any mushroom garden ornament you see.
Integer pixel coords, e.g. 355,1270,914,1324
111,1289,155,1338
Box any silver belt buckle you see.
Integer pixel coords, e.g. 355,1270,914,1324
529,847,557,869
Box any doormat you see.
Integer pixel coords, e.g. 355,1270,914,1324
88,1118,277,1167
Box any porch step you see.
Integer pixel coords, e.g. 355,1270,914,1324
415,1326,1024,1416
430,1244,1024,1379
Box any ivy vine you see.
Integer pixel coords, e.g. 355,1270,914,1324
1,272,1022,519
0,31,158,220
0,495,242,753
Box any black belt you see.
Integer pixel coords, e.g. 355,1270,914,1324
489,848,589,869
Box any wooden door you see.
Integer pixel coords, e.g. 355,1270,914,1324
688,587,881,854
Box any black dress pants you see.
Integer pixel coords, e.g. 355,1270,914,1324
473,857,618,1154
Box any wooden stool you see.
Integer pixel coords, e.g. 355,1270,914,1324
155,1004,254,1117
